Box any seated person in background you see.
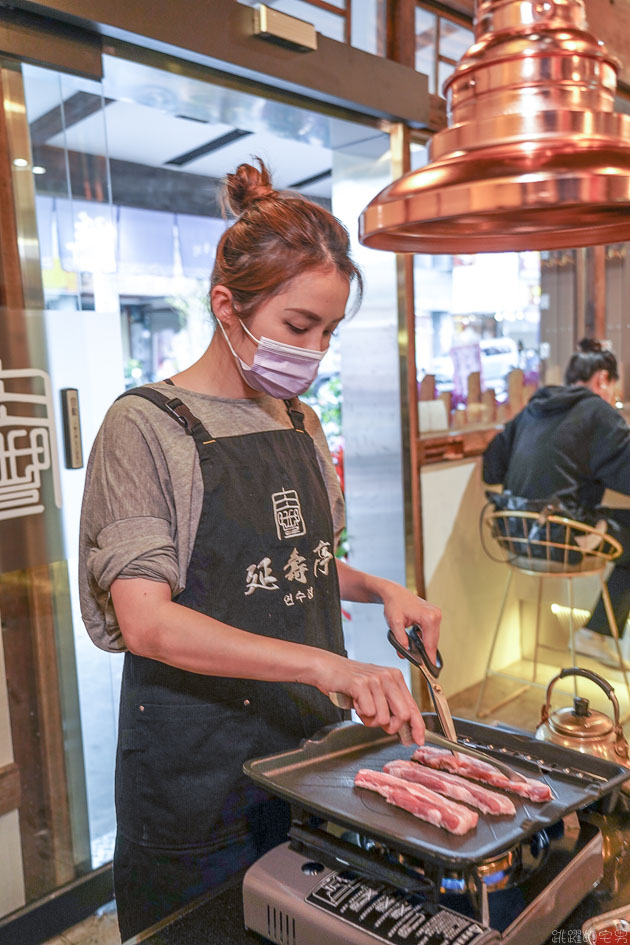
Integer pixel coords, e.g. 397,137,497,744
483,338,630,668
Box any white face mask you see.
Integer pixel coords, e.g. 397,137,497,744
218,318,325,399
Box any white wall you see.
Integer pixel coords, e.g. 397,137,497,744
421,458,523,695
43,308,126,860
334,146,410,681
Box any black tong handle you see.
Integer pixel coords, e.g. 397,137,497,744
387,625,443,678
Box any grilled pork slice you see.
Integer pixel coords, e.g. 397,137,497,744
384,760,516,816
411,746,552,802
354,768,478,835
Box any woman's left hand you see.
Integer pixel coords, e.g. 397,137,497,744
381,582,441,665
335,561,442,665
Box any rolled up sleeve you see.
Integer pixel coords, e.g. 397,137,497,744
89,517,181,593
80,400,183,651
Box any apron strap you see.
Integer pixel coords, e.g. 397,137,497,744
165,378,307,435
119,385,307,439
283,398,307,433
117,386,214,442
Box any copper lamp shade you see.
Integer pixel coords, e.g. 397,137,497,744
359,0,630,253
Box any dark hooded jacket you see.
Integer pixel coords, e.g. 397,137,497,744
483,385,630,510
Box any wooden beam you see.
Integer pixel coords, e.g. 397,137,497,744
28,566,74,888
0,762,21,817
425,0,474,20
386,0,416,69
428,92,448,131
594,244,606,340
390,122,432,712
0,70,26,311
404,252,425,601
0,5,102,80
10,0,431,127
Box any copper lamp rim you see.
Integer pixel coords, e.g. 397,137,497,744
358,0,630,253
359,216,630,253
360,164,630,253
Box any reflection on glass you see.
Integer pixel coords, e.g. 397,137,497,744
415,6,437,92
411,149,541,432
351,0,386,56
410,141,429,170
438,59,455,97
439,20,474,62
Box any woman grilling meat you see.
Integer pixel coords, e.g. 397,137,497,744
79,160,441,941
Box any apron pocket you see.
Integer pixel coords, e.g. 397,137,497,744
131,700,262,849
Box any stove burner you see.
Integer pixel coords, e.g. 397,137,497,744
442,849,517,895
394,829,550,895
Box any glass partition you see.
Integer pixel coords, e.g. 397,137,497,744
411,143,542,434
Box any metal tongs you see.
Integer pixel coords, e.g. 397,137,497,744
389,625,527,783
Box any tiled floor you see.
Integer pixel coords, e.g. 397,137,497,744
42,901,120,945
40,655,630,945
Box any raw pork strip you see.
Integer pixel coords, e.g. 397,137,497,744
412,746,552,802
384,760,516,816
354,768,478,835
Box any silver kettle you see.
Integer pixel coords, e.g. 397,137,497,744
535,667,630,794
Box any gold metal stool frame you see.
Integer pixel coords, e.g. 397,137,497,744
475,508,630,721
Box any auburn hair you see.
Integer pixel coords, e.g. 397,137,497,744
211,158,363,317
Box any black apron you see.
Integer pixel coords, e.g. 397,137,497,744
113,385,345,937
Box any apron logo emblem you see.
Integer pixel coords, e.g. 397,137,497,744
272,488,306,540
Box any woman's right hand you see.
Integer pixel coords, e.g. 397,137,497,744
310,651,425,745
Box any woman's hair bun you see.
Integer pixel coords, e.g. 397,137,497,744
565,336,618,384
224,158,275,216
577,337,604,353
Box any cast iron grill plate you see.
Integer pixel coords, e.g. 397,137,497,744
243,717,629,868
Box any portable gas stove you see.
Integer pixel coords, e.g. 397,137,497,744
242,718,629,945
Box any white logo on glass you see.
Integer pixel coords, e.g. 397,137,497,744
272,488,306,540
0,362,62,520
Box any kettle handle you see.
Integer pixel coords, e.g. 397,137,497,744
540,666,623,735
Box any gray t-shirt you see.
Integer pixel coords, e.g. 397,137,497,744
79,382,345,652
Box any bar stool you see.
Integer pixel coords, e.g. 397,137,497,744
475,506,630,719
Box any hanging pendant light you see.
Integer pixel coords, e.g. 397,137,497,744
359,0,630,253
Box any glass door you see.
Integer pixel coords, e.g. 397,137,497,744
1,40,402,924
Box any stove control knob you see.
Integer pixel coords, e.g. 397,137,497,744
301,861,325,876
